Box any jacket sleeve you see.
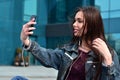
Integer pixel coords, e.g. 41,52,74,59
24,41,64,70
101,50,120,80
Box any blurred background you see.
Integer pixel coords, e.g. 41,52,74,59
0,0,120,66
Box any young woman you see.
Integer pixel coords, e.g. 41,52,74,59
12,6,120,80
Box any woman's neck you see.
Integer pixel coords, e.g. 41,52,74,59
79,40,91,53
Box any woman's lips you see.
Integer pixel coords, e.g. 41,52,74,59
74,29,78,33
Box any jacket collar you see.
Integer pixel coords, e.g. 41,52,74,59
88,51,97,58
62,43,78,53
62,43,97,58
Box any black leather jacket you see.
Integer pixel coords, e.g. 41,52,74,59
27,41,120,80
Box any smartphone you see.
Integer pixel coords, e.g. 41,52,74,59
30,15,36,27
29,15,36,33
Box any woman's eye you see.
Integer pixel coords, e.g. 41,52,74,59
78,20,83,23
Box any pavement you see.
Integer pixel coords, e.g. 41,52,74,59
0,66,58,80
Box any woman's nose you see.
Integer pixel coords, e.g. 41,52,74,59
73,21,77,27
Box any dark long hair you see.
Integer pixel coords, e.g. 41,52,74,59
71,6,113,80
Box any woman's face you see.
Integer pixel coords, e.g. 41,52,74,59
73,11,85,37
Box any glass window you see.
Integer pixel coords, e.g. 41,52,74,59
95,0,120,18
95,0,109,12
48,0,94,24
23,0,37,21
111,0,120,10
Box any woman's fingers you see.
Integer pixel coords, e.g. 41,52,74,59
23,22,36,35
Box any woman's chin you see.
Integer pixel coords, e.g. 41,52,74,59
74,33,77,36
74,33,81,37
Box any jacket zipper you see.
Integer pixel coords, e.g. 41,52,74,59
65,53,82,80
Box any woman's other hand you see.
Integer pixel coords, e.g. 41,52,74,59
92,38,112,66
